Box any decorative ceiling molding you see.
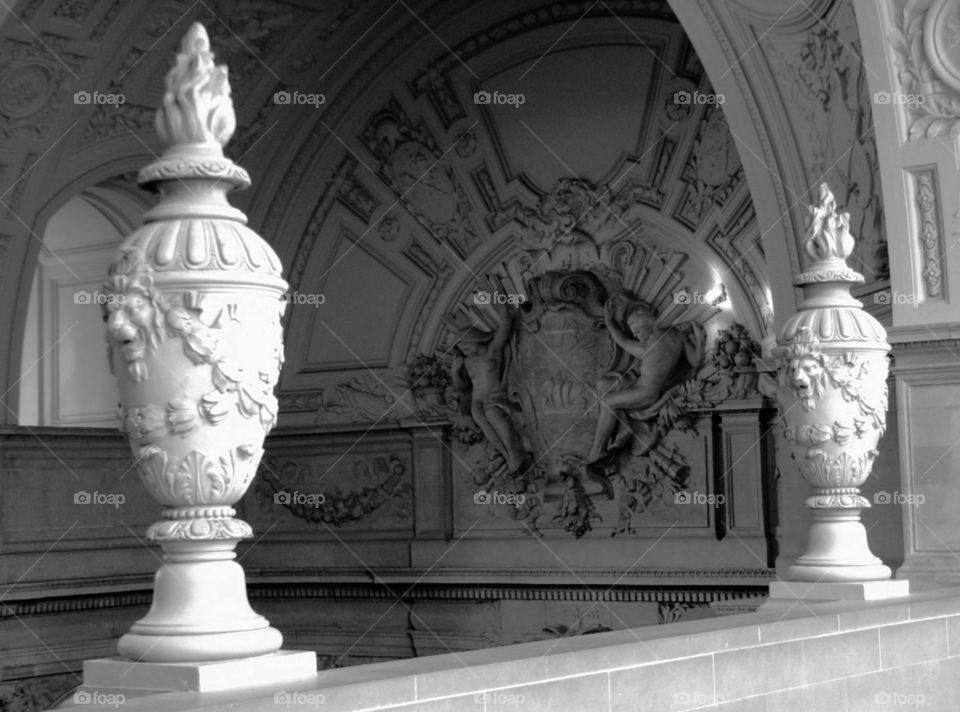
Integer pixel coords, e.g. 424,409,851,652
692,0,801,281
725,0,833,34
0,0,831,423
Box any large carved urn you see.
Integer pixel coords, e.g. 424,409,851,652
774,184,891,582
102,23,286,661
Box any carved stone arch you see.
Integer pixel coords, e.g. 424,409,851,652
4,156,154,423
667,0,803,336
724,0,834,34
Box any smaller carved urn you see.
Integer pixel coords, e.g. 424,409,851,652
774,184,891,582
103,23,286,661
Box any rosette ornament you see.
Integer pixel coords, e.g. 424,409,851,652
103,23,287,661
774,184,891,582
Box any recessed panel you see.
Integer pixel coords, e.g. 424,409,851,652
304,237,407,369
483,45,656,190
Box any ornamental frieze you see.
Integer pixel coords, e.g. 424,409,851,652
256,454,413,528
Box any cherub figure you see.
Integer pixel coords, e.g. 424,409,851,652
587,293,705,463
451,303,526,473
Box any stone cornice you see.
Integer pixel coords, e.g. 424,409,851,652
247,566,776,586
887,323,960,349
247,582,769,604
0,591,152,620
891,338,960,352
0,568,773,618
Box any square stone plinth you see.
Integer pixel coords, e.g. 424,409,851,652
769,580,911,601
82,650,317,693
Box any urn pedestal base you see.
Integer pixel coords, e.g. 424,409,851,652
768,579,911,601
117,540,282,663
82,650,317,693
788,510,892,582
757,579,911,613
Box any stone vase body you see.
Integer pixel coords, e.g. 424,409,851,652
101,24,288,661
775,184,891,582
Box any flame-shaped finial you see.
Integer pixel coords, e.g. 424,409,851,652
156,22,236,149
804,183,855,265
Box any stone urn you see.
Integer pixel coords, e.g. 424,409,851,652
102,23,287,661
774,184,891,582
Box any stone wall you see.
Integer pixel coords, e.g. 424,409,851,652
0,423,772,709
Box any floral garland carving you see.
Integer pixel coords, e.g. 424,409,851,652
106,247,281,431
258,455,411,526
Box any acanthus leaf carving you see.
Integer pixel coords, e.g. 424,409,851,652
137,443,262,513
